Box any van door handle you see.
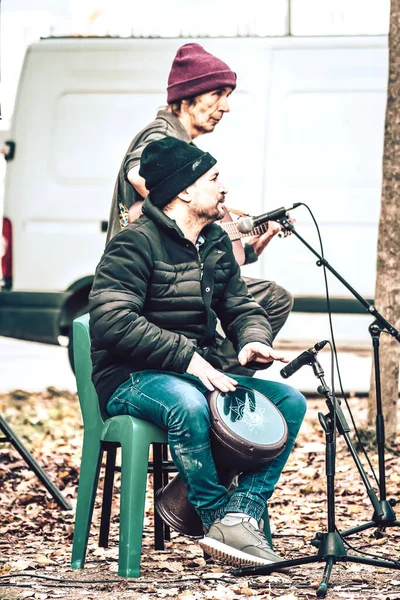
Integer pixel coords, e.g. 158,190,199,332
101,221,108,232
1,140,16,161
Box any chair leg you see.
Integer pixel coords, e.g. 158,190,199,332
118,434,151,578
153,443,165,551
162,443,171,542
71,438,103,569
99,445,117,548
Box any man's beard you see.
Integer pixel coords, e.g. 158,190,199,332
195,204,224,223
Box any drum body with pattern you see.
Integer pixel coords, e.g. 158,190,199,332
155,385,288,538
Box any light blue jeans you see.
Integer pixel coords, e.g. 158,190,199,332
107,371,306,530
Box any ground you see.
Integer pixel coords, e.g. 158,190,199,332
1,388,400,600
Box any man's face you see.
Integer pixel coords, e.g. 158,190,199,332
188,166,227,223
186,87,233,135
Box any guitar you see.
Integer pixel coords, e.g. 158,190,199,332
218,220,270,242
219,206,290,241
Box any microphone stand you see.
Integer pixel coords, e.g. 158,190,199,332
233,353,400,598
276,216,400,536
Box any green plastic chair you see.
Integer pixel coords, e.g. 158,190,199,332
71,313,273,578
71,313,168,577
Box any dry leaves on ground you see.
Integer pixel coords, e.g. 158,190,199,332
0,388,400,600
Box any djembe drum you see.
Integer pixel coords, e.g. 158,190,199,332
155,384,288,538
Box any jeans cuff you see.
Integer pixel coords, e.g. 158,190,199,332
199,506,227,531
225,495,265,522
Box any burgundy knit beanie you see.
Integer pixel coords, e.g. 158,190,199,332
167,43,237,103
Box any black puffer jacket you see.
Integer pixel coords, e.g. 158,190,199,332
89,198,273,415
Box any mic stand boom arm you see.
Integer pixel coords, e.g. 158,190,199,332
278,215,400,534
278,216,400,341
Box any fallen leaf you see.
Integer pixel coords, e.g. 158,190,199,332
237,586,255,596
10,559,32,571
34,554,54,566
156,560,184,572
0,563,11,575
177,591,200,600
205,584,235,599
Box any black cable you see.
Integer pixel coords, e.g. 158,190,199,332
0,572,234,585
0,584,33,588
0,574,121,583
296,202,380,488
335,526,400,566
0,583,94,589
295,204,337,449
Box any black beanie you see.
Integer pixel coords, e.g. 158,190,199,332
139,137,217,207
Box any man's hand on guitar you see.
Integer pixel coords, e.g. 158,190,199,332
246,211,296,257
246,221,282,257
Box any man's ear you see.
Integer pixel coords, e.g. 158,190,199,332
177,188,192,204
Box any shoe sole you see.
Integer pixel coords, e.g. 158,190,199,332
199,536,280,567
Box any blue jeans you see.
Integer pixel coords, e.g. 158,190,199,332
107,371,306,530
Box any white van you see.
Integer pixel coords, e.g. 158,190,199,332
0,36,388,362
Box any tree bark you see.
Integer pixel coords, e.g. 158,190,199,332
368,0,400,442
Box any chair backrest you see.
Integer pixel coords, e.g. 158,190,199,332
73,313,105,432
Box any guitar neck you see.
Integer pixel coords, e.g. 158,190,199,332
219,220,269,242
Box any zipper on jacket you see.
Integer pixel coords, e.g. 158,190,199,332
195,246,203,280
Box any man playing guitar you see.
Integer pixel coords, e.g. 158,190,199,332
106,43,293,375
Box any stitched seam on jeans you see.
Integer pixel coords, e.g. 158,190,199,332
108,397,141,412
109,396,128,404
241,472,258,504
175,441,210,455
129,383,170,412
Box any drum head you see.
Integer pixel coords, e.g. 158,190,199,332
208,385,288,462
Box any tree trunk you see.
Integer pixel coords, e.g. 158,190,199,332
368,0,400,442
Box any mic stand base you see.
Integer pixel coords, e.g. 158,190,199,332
233,535,400,599
341,499,400,537
232,357,400,598
341,321,400,538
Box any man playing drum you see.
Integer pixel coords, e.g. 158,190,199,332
89,137,306,567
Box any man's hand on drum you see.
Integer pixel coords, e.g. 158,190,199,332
238,342,289,367
187,352,238,393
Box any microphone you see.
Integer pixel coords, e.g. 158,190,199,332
280,340,329,379
236,203,301,234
